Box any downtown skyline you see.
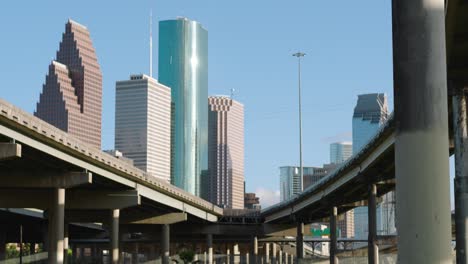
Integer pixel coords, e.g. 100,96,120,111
1,0,401,207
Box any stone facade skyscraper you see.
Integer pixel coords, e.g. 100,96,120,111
35,19,102,148
158,18,208,197
115,75,171,182
208,96,244,209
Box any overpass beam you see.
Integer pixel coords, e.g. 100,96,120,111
453,86,468,264
368,184,379,264
162,224,170,264
207,234,213,264
48,188,65,264
296,222,304,260
0,142,21,160
392,0,451,263
330,206,338,264
110,209,120,264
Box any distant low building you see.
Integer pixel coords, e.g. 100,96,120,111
244,193,261,210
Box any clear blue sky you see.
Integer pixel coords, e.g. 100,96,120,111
0,0,454,207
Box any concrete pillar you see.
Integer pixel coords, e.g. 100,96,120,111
227,248,231,264
63,223,69,264
162,224,170,264
392,0,451,262
48,188,65,264
453,87,468,264
207,234,213,264
272,244,277,264
30,243,36,255
246,252,250,264
252,236,258,264
284,253,288,264
131,243,139,264
234,244,240,264
368,184,379,264
289,254,293,264
110,209,120,264
265,243,270,263
330,206,338,264
0,230,5,260
278,250,282,264
296,222,304,260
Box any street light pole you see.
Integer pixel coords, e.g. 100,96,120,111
293,52,306,192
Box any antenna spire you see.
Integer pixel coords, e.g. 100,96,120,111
149,9,153,77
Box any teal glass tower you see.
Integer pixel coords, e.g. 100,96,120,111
158,18,208,197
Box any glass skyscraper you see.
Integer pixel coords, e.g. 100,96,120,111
158,18,208,197
352,93,391,238
330,142,352,164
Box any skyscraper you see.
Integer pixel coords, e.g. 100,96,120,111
280,165,336,202
158,18,208,196
35,19,102,148
208,96,244,209
330,142,352,164
329,142,354,238
115,74,171,182
352,93,390,238
352,93,389,153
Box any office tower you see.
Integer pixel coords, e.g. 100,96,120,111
329,142,354,237
244,193,261,210
280,165,336,202
115,75,171,182
352,93,391,238
158,18,208,196
208,96,244,209
330,142,352,164
352,93,389,153
302,164,338,189
35,19,102,148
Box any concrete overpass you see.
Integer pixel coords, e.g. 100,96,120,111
0,98,223,263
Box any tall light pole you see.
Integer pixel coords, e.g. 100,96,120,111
293,52,305,192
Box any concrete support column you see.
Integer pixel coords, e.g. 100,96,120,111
265,243,270,263
207,234,213,264
132,243,139,264
330,206,338,264
110,209,120,264
368,184,379,264
0,230,5,260
252,236,258,264
392,0,451,263
453,87,468,264
284,253,288,264
227,248,231,264
272,243,277,264
64,223,69,264
162,224,170,264
289,254,293,264
278,250,282,264
296,222,304,260
246,253,250,264
49,188,65,264
234,244,240,264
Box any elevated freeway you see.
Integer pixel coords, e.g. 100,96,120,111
0,98,223,263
